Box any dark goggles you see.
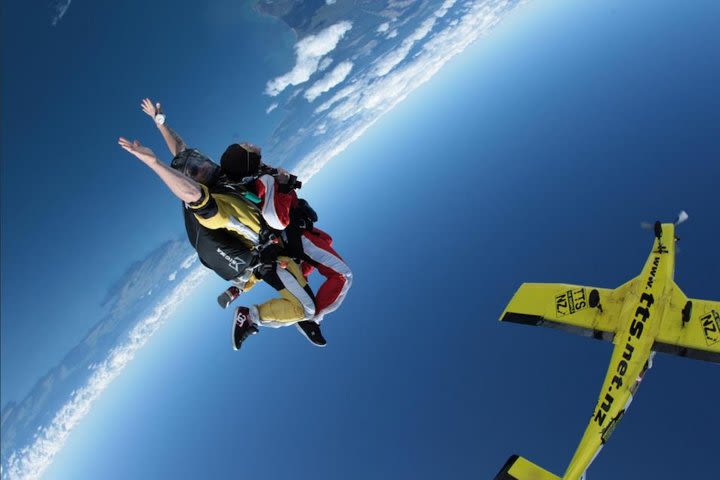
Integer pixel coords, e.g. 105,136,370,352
171,149,220,184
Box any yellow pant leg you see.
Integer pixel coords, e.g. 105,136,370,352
256,257,315,324
257,289,306,323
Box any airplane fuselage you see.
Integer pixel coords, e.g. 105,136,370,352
563,223,676,480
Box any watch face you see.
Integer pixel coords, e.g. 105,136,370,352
155,114,166,125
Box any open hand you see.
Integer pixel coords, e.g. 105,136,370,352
141,98,164,121
118,137,158,166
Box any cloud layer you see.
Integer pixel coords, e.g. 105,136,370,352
304,61,354,102
265,21,353,96
2,267,208,480
260,0,525,182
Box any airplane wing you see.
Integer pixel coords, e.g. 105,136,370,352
495,455,560,480
653,283,720,364
500,278,639,341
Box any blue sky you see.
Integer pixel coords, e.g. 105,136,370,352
2,0,719,479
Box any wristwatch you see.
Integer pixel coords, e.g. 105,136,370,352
154,114,166,125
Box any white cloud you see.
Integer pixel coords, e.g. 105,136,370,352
3,267,209,480
377,22,390,33
168,271,177,281
387,29,399,39
266,103,278,114
291,0,522,182
180,254,198,270
436,0,458,17
314,123,328,136
326,0,337,4
315,81,362,114
295,116,385,180
287,88,303,101
265,21,353,96
373,0,456,78
373,18,434,77
51,0,72,26
319,57,334,71
389,0,418,8
304,61,354,102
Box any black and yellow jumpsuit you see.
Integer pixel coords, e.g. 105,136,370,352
188,183,315,326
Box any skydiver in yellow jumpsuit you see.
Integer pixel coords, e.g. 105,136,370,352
118,137,315,350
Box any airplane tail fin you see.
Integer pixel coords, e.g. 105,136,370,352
494,455,561,480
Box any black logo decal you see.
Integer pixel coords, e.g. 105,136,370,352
645,256,660,290
701,310,720,346
216,247,246,273
653,243,669,255
555,288,587,317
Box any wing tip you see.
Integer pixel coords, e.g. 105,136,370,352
494,454,560,480
501,312,545,326
653,342,720,364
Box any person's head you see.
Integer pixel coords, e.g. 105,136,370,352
220,143,262,181
171,149,220,185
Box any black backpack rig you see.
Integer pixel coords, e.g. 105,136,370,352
182,171,317,283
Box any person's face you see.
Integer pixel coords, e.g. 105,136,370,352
186,160,217,185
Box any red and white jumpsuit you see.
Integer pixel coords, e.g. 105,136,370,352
255,175,353,323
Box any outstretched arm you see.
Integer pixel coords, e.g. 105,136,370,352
118,137,201,203
141,98,187,157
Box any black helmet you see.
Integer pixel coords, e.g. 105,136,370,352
171,149,220,186
220,143,262,181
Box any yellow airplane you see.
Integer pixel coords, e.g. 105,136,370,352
495,216,719,480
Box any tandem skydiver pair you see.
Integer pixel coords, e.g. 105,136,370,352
119,98,352,351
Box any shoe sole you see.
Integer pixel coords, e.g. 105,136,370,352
232,309,246,351
218,293,231,309
295,323,327,348
232,318,240,351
